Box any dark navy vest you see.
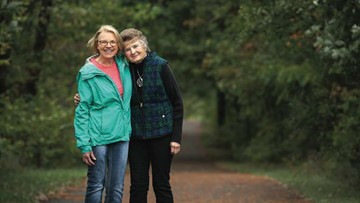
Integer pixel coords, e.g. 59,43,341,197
130,52,173,139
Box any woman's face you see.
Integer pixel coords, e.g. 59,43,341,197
96,31,118,59
124,39,147,64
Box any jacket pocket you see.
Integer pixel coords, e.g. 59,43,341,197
101,106,118,135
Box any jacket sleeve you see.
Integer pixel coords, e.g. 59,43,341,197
74,72,93,153
161,63,184,144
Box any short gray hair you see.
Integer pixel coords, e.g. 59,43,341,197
120,28,150,52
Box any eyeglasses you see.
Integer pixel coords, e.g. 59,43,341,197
98,40,117,46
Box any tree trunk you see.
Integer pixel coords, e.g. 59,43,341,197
26,0,53,96
217,89,226,126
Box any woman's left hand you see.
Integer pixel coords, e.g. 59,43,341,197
170,142,181,155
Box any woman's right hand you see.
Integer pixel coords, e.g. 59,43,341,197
74,93,80,106
82,151,96,166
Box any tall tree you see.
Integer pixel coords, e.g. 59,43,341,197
0,1,23,94
25,0,53,95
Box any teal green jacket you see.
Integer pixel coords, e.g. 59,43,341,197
74,55,132,153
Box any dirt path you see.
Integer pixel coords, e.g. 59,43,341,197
46,120,312,203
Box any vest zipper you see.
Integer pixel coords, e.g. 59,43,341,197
131,65,146,138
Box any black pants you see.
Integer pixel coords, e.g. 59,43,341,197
129,135,174,203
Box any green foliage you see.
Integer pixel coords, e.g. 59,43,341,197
0,167,86,203
0,91,78,168
192,0,360,186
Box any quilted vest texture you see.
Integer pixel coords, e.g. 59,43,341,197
131,52,173,139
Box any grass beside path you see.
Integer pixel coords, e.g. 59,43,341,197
218,162,360,203
0,167,86,203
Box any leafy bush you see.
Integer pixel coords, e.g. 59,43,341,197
0,92,79,168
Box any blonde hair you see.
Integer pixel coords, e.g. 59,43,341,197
120,28,151,52
87,25,123,54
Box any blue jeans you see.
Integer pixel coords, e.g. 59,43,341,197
85,141,129,203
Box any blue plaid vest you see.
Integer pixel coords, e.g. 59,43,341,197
131,52,173,139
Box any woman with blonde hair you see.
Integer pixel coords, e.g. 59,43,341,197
74,25,132,203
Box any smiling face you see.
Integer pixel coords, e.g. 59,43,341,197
96,31,119,60
123,39,147,64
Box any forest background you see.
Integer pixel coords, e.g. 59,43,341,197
1,0,359,190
